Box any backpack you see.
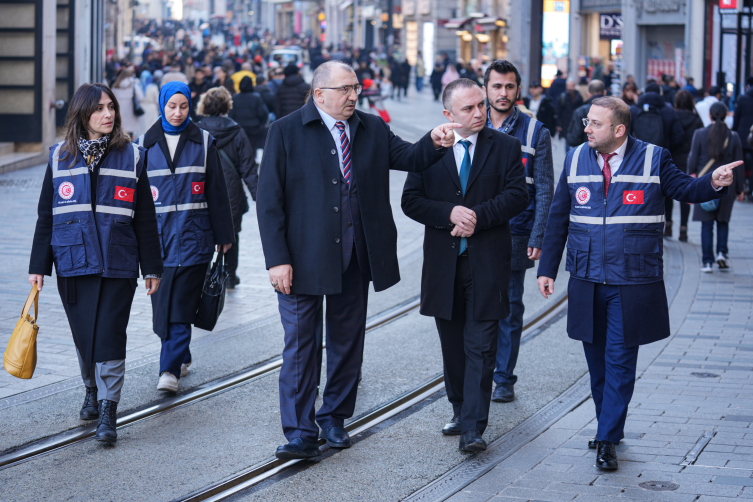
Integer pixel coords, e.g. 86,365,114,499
632,104,665,147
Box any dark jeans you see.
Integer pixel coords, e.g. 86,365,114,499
416,77,424,92
582,284,639,444
160,323,192,378
432,85,441,101
226,233,240,278
701,220,729,264
494,269,526,386
435,255,498,435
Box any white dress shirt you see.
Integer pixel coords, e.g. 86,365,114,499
595,137,628,175
316,105,350,176
452,130,479,173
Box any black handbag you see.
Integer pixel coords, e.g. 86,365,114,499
194,251,230,331
132,85,145,117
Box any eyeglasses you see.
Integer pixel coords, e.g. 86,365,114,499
582,118,614,130
320,84,363,96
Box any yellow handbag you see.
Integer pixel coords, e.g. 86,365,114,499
4,286,39,379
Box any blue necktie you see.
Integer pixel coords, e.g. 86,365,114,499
458,140,471,255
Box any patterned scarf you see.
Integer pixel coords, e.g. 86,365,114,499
77,135,110,171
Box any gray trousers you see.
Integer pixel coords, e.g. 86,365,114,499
76,348,125,403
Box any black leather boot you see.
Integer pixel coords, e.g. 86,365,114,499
596,440,618,470
95,400,118,444
79,386,99,420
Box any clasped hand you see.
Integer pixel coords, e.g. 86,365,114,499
450,206,476,237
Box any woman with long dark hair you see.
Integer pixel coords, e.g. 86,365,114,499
137,81,234,393
28,83,163,444
688,101,745,272
669,89,705,241
620,82,638,106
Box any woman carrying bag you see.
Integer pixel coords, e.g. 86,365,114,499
197,86,258,288
688,102,745,272
137,81,234,393
28,83,163,444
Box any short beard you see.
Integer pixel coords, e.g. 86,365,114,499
488,99,514,114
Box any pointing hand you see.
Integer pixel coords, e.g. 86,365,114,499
431,123,463,149
711,161,742,188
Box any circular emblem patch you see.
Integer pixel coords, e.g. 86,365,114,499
575,186,591,205
151,185,159,202
58,181,74,200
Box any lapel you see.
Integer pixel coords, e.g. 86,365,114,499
465,127,493,192
442,148,461,190
302,101,344,183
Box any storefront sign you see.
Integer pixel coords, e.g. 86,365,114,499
581,0,621,11
719,0,742,11
599,13,622,39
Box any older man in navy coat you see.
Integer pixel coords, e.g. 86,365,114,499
537,96,739,470
257,60,461,460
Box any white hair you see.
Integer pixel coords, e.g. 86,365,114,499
312,61,356,90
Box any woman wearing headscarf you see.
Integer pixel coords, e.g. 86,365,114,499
28,83,163,444
137,81,235,393
198,86,257,288
688,101,745,272
138,70,160,136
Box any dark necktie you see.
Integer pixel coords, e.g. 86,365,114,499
458,140,471,255
335,121,351,184
600,152,616,198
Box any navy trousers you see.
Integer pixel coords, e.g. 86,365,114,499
160,323,193,378
277,254,370,443
494,269,526,386
435,255,499,435
582,283,639,444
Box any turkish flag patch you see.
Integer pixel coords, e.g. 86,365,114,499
623,190,644,204
192,182,205,194
114,186,135,202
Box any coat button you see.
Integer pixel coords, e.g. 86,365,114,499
335,238,341,244
332,179,338,184
331,149,336,155
334,207,339,212
457,191,461,196
452,242,456,248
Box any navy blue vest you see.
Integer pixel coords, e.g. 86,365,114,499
49,142,145,278
138,130,215,267
565,140,665,285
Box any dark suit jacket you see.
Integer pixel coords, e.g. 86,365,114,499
256,99,447,295
537,135,726,347
523,95,557,135
401,127,530,321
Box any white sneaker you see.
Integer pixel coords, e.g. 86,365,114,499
716,252,730,269
180,362,191,378
157,372,179,392
701,263,714,273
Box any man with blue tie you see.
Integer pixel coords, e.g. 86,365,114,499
257,61,461,460
537,96,738,470
402,79,529,452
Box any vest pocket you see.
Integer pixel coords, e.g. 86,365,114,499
191,213,213,255
51,225,87,273
624,231,661,278
566,230,590,278
108,221,139,273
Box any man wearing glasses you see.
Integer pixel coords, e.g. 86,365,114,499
536,96,739,471
257,60,462,460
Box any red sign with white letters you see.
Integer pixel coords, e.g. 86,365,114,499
114,186,134,202
622,190,644,204
192,182,205,194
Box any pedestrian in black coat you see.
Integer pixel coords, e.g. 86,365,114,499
401,80,529,450
257,60,459,459
228,76,269,152
555,81,583,140
629,84,684,150
198,89,257,286
254,75,277,116
732,78,753,192
29,83,163,442
430,62,445,101
566,80,606,147
275,63,311,118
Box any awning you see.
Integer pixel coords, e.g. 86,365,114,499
443,17,471,29
476,16,507,27
339,0,352,10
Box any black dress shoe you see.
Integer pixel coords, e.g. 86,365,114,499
95,400,118,444
275,438,322,459
459,431,487,453
442,414,461,436
492,383,515,403
79,386,99,421
319,426,352,448
596,440,618,470
588,432,624,449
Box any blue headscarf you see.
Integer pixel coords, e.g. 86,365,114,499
159,81,192,135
